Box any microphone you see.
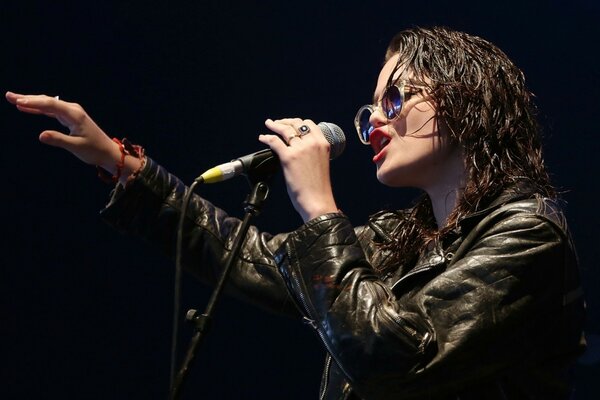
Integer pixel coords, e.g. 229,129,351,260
197,122,346,183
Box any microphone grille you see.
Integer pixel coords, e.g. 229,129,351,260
318,122,346,160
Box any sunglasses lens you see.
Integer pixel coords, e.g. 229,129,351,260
358,108,374,143
382,86,403,119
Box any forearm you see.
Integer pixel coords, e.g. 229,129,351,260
101,157,299,315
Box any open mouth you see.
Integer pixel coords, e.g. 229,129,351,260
369,129,391,162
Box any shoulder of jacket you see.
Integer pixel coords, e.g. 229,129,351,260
489,196,568,230
455,196,572,254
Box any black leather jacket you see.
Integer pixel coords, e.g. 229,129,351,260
101,158,586,399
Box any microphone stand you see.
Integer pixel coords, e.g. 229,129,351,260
169,179,270,400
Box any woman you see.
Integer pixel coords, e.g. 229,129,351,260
6,27,585,399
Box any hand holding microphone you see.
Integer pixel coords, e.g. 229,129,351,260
198,118,345,222
199,120,345,183
259,118,345,222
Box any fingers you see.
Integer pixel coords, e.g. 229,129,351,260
264,118,301,144
38,130,81,150
258,133,289,155
261,118,307,161
7,91,52,116
6,91,84,130
5,91,22,105
262,117,332,169
7,92,58,111
268,117,304,127
264,118,326,144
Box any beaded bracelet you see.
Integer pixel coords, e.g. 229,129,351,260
97,137,145,184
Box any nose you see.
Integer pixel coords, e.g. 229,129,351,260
369,106,387,129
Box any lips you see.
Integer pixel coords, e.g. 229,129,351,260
369,129,391,162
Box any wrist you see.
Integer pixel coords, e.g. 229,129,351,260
301,199,339,223
118,156,145,186
97,137,145,185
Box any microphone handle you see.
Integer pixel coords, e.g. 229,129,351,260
198,149,278,184
236,148,279,181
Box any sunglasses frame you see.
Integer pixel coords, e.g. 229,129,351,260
354,80,427,145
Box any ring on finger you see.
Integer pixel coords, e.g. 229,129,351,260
296,124,311,136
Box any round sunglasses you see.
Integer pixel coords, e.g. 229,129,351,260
354,80,426,145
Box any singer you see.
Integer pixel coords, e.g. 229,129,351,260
6,26,585,399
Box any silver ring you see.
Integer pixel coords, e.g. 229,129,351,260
54,95,60,101
297,124,311,136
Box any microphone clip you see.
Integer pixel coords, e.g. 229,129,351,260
236,148,280,185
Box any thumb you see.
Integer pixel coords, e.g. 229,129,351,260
39,130,78,150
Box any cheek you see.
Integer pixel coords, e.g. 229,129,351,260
411,116,437,137
402,103,438,137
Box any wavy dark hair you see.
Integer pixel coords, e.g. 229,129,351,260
380,27,555,272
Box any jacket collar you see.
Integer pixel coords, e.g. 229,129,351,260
368,181,539,239
458,181,538,233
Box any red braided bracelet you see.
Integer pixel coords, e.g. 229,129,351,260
97,138,144,184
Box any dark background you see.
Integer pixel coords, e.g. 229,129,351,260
1,0,598,398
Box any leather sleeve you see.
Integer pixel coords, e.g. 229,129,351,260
274,203,585,399
100,157,299,316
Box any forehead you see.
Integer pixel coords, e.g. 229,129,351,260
374,54,411,99
377,54,402,86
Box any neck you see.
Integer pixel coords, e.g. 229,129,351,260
424,148,466,229
427,186,462,228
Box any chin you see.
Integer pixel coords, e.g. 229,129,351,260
376,164,417,188
376,168,402,187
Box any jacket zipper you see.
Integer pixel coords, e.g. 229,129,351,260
319,354,332,400
365,284,422,352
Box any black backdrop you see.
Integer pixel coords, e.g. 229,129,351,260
1,1,598,398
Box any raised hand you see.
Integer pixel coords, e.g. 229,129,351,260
6,91,141,180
